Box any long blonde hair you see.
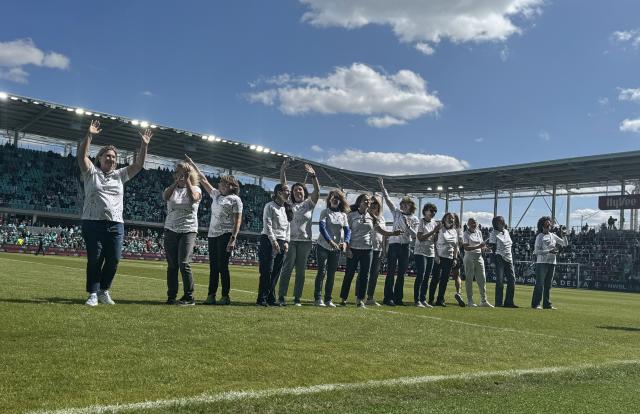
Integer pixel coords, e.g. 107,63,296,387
175,161,200,186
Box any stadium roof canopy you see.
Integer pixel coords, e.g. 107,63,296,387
1,93,638,196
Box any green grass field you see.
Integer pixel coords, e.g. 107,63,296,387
1,252,639,414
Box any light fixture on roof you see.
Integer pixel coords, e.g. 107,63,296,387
131,119,140,126
448,186,453,190
249,145,256,150
10,96,18,101
255,145,264,152
85,111,92,116
221,139,228,143
207,136,215,142
150,124,157,129
215,137,222,142
262,147,270,153
201,135,208,140
110,116,117,120
269,151,277,155
0,92,8,100
436,185,443,191
283,154,289,158
458,185,464,189
66,107,74,112
140,121,149,128
32,101,40,105
233,142,240,145
427,187,432,191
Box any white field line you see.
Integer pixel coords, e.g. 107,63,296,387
26,359,640,414
0,256,582,341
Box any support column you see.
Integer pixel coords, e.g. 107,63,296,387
13,130,19,146
620,180,626,230
259,176,263,187
459,196,464,222
566,189,571,230
418,197,423,217
445,192,449,213
493,190,498,217
551,184,557,224
508,192,513,228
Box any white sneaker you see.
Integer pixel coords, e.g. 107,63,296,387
421,301,433,308
415,301,425,308
325,300,337,308
85,294,98,307
356,300,367,309
365,298,380,307
479,301,494,308
314,299,326,307
468,300,478,307
294,302,302,307
98,290,115,305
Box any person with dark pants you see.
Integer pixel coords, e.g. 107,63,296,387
414,203,438,307
187,156,244,306
340,194,399,307
378,178,419,306
433,213,459,306
77,119,151,306
257,184,291,306
531,216,568,310
489,216,518,308
314,190,351,307
35,237,45,256
365,196,386,306
163,160,202,305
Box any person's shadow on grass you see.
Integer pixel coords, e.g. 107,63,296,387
597,326,640,332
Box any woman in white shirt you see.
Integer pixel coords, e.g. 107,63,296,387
257,184,291,306
78,120,151,307
413,203,439,308
489,216,518,308
378,178,419,306
532,216,568,309
431,213,459,307
462,218,493,307
365,196,386,306
186,156,243,306
314,190,351,307
277,160,320,306
162,161,202,305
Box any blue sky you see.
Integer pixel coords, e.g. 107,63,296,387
1,0,639,228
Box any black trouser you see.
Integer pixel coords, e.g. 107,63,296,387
367,250,382,298
340,248,373,301
208,233,232,297
165,230,196,300
532,263,555,308
495,254,516,306
433,257,455,304
384,243,410,303
257,234,286,304
414,255,434,303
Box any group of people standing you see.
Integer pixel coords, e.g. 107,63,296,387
77,123,568,310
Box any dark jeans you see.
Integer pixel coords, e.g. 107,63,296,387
340,248,373,301
432,257,455,304
208,233,232,297
257,234,286,304
532,263,555,308
81,220,124,294
314,245,341,301
367,250,382,299
164,230,196,300
414,255,434,303
384,243,410,303
494,254,516,306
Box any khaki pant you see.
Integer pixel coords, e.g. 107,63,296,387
464,253,487,304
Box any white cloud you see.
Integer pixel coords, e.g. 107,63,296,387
324,149,469,175
0,67,28,83
570,209,618,226
612,29,640,48
598,97,609,106
310,144,324,152
474,137,484,143
620,118,640,133
141,90,154,97
300,0,543,54
248,63,442,127
539,130,550,141
461,211,494,227
500,45,510,62
415,42,435,55
618,88,640,102
0,38,70,84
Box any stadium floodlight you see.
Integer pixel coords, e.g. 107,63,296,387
215,137,222,142
85,111,92,115
436,185,443,191
201,135,208,140
150,124,157,129
10,96,18,100
131,120,140,126
249,145,256,150
66,107,74,112
262,147,270,153
427,187,432,191
255,145,264,152
207,136,215,142
75,108,85,115
0,92,8,100
140,121,149,128
458,185,464,189
110,116,117,120
269,151,277,155
221,139,228,143
32,101,40,105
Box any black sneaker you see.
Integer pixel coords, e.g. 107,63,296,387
166,298,177,305
395,301,406,306
435,301,447,307
454,293,466,307
256,301,268,307
503,303,519,308
178,296,195,306
383,299,396,307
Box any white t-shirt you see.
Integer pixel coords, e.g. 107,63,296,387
164,186,201,233
372,214,385,252
414,219,437,257
347,210,374,250
317,208,348,251
207,188,243,238
462,229,484,259
534,232,568,264
81,163,130,223
262,201,290,242
388,210,419,245
289,198,315,242
489,229,513,263
436,227,458,259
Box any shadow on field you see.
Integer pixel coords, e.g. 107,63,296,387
0,297,288,307
597,326,640,332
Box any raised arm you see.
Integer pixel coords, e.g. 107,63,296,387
126,128,153,178
77,120,100,173
186,174,202,202
305,163,320,204
280,159,289,187
185,154,214,195
378,177,395,212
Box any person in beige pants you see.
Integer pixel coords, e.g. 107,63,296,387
462,218,493,308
